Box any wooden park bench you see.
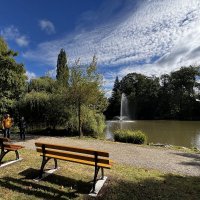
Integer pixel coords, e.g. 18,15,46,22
35,142,112,194
0,137,24,167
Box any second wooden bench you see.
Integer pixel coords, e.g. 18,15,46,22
0,137,24,166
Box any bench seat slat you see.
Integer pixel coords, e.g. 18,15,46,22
40,153,112,169
4,144,23,150
35,142,109,157
4,147,19,151
37,148,110,164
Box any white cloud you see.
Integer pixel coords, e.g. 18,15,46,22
26,71,36,81
39,19,55,34
0,25,29,47
23,0,200,93
16,36,29,47
117,23,200,79
104,89,112,98
0,26,19,40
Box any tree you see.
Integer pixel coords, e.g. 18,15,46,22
0,37,27,115
156,74,172,119
105,76,121,119
56,48,69,86
154,66,200,119
69,56,108,137
166,66,200,119
28,76,55,93
120,73,160,119
17,76,70,129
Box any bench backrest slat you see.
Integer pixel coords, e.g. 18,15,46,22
35,142,109,157
36,148,110,164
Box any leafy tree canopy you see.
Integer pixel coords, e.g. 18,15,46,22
69,56,108,136
0,37,27,115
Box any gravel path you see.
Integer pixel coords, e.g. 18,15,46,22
14,135,200,177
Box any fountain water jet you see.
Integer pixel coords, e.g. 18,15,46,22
112,93,132,122
120,93,129,121
106,93,134,139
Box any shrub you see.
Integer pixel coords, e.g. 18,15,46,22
82,107,106,138
113,129,147,144
67,106,106,138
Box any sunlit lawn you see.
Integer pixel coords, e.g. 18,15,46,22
0,149,200,200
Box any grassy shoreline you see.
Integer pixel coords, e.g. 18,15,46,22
64,135,200,154
8,126,200,154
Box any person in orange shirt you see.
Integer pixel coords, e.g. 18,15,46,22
2,114,13,138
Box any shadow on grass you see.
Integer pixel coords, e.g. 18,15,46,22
87,174,200,200
0,168,91,200
20,168,91,192
1,167,200,200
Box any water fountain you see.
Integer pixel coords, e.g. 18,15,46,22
120,93,129,121
106,93,133,139
113,93,130,121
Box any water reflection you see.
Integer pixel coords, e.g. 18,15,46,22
106,120,200,149
192,132,200,148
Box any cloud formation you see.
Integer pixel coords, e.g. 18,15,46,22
26,71,36,81
39,19,55,35
0,25,29,47
16,36,29,47
23,0,200,93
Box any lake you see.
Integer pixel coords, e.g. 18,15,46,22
106,120,200,149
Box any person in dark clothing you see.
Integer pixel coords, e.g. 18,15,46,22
19,116,26,140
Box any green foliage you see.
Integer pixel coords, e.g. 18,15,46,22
120,73,160,119
16,54,107,135
17,91,50,125
0,43,107,136
81,106,106,138
56,48,69,86
105,76,121,119
0,37,8,55
28,76,55,93
69,56,108,137
106,66,200,120
0,37,27,115
114,129,147,144
157,66,200,119
45,86,70,128
66,106,106,138
17,77,70,129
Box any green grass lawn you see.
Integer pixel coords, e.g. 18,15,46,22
0,149,200,200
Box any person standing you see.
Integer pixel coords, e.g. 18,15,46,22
2,114,13,138
19,116,26,140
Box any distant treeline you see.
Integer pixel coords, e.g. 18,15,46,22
105,66,200,120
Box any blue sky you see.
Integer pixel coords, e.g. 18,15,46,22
1,0,200,96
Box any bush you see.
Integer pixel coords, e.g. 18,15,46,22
82,107,106,138
67,106,106,138
113,129,147,144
